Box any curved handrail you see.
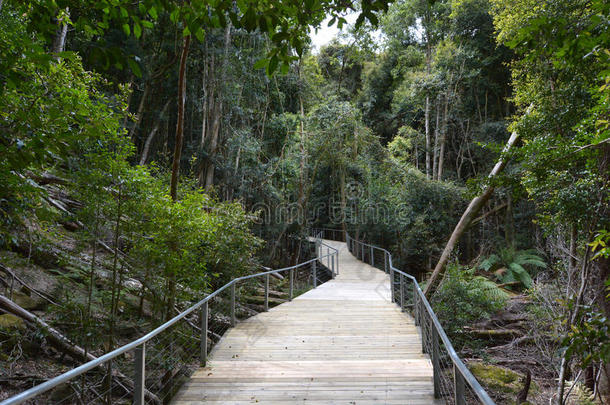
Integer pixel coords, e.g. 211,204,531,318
315,228,494,405
0,237,338,405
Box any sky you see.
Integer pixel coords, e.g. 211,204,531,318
309,13,360,52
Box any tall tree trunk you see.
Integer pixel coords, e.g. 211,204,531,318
505,193,514,247
437,93,450,181
424,127,522,297
51,8,69,55
170,34,191,201
432,96,440,180
167,33,190,321
425,96,431,179
204,24,231,191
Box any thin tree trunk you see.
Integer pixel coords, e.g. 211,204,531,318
505,193,514,247
204,24,231,191
139,99,170,165
425,95,431,179
432,96,440,180
129,84,150,141
437,93,450,181
167,33,191,321
424,126,522,297
169,34,191,201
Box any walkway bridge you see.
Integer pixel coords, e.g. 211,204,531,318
0,230,494,405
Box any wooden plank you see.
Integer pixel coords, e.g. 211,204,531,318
172,240,434,404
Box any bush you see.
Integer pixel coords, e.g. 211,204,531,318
431,264,508,348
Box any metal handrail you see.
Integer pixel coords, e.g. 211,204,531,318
316,228,494,405
0,238,338,405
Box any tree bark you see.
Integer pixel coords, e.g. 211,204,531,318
139,99,170,165
423,128,521,297
432,96,440,180
425,95,431,179
129,84,150,141
170,34,191,201
437,93,449,181
204,23,231,191
167,34,191,321
51,8,69,55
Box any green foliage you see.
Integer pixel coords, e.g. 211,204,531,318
479,248,546,288
355,163,465,269
432,264,508,346
562,305,610,370
0,8,131,246
589,229,610,260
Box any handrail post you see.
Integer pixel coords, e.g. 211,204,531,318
454,363,466,405
384,253,388,273
200,302,208,366
264,274,269,311
370,246,374,267
289,268,294,300
230,282,236,326
134,344,145,405
400,274,405,311
331,254,336,278
421,314,427,354
390,268,395,303
312,260,317,288
413,284,419,326
432,327,441,398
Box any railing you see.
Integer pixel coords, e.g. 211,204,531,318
314,228,495,405
1,239,338,405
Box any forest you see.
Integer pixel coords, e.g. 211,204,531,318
0,0,608,404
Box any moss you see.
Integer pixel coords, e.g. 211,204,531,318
0,314,26,331
469,362,537,396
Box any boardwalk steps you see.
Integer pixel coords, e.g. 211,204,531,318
172,240,438,404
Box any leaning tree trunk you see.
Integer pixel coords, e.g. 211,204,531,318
0,294,161,404
423,128,521,297
167,33,191,321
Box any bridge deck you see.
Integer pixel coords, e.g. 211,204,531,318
172,240,436,404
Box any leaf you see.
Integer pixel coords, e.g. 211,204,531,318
253,58,268,69
148,6,158,19
272,32,289,43
127,57,142,78
195,27,205,42
122,23,130,36
133,21,142,38
266,55,279,76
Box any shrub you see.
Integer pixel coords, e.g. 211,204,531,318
431,264,508,348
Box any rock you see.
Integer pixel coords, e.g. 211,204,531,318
0,314,26,331
12,291,45,311
469,362,537,396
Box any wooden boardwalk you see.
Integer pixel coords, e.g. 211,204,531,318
172,240,436,404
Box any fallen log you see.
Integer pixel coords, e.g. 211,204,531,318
464,327,522,339
0,294,161,404
424,105,532,297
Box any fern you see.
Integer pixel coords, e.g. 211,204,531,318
479,247,547,289
470,275,510,301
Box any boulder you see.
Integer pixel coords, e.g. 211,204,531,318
469,362,537,397
0,313,26,331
